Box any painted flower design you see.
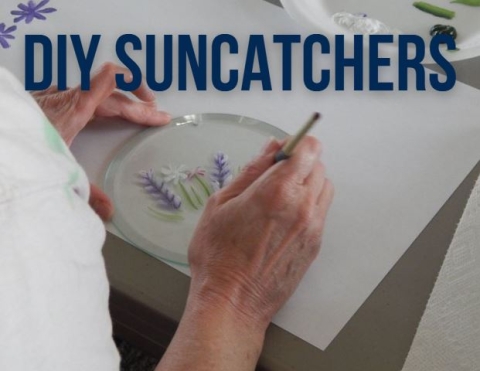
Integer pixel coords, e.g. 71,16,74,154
0,23,17,49
161,164,188,185
187,167,206,181
11,0,57,24
211,152,232,191
139,170,182,210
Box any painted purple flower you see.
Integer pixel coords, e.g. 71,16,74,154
139,170,182,210
11,0,57,24
0,23,17,49
211,152,232,191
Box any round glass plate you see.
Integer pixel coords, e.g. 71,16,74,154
280,0,480,62
104,113,287,266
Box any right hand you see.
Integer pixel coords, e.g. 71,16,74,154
188,136,334,331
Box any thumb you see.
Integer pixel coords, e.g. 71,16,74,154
217,138,283,202
89,183,114,222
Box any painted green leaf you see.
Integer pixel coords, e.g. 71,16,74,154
179,182,198,210
191,185,204,206
194,175,212,197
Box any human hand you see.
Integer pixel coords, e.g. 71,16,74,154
188,136,334,330
155,137,333,371
32,62,171,221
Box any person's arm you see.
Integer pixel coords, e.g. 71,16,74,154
157,294,265,371
156,137,334,371
32,64,333,370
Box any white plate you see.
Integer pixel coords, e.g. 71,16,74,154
280,0,480,62
104,113,286,265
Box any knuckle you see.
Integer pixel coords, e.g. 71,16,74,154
256,186,285,214
271,181,292,203
137,103,153,120
310,162,326,186
241,162,262,179
325,179,335,198
304,136,322,154
206,193,220,208
100,61,117,75
297,206,314,227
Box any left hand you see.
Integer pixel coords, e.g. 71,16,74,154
32,62,171,221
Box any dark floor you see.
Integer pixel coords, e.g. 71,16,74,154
114,337,160,371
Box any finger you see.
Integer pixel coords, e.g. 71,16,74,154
303,161,326,199
95,92,171,126
274,136,322,183
316,178,334,211
312,178,334,231
131,78,156,103
307,179,334,258
217,137,284,201
82,62,157,105
79,63,124,112
89,183,114,222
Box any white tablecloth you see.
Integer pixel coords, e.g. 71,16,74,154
402,176,480,371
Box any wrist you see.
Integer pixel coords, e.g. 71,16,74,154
188,273,272,335
156,286,267,371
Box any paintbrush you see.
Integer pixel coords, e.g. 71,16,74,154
274,112,321,163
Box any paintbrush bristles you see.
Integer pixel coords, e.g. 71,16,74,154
282,112,321,156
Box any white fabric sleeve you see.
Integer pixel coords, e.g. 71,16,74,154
0,67,120,371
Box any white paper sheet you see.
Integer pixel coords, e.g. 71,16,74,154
1,0,480,350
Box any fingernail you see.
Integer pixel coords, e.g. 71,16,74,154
156,111,171,123
123,73,133,83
